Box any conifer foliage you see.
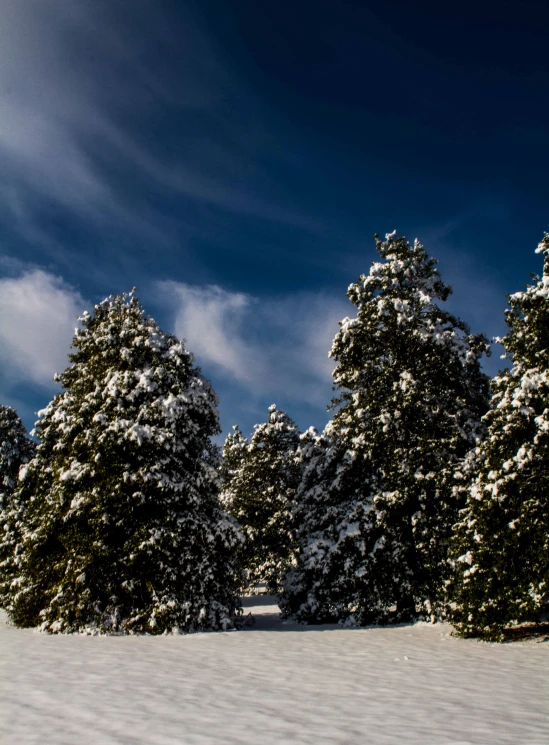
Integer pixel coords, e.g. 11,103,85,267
0,406,35,608
282,232,490,625
279,424,374,623
221,405,300,593
450,235,549,639
6,290,243,634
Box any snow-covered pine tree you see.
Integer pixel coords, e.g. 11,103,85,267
282,232,490,625
221,405,300,594
279,425,375,622
7,290,243,634
0,406,35,609
219,424,249,588
450,234,549,640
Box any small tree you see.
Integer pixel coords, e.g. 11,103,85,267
450,234,549,640
282,232,490,625
221,405,300,594
7,290,243,633
0,406,35,609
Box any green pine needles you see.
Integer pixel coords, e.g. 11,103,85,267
279,425,374,623
281,232,490,625
4,290,243,634
222,405,300,594
1,231,547,642
449,235,549,640
0,406,35,609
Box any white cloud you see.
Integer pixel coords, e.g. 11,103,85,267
0,2,109,215
0,269,86,388
0,269,349,414
158,281,350,406
165,283,263,385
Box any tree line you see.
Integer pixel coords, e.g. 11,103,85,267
1,232,547,639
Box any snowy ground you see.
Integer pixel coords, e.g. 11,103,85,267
1,596,548,745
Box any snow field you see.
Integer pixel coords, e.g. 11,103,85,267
2,598,548,745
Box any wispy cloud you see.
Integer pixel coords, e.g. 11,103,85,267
0,269,86,389
164,284,262,385
0,263,347,421
158,281,349,406
0,0,314,246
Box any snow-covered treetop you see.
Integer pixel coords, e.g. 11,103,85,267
222,425,249,462
494,233,549,371
348,230,452,307
68,287,194,379
485,233,549,450
328,233,490,458
34,288,220,467
249,405,300,453
266,404,298,430
331,232,490,396
506,233,549,306
535,232,549,259
223,408,300,474
222,406,301,495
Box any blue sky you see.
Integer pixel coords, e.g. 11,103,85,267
0,0,547,439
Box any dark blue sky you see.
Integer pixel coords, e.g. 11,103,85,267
0,0,547,438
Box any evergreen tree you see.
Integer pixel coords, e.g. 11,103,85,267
450,234,549,640
0,406,35,609
282,232,490,625
279,425,374,623
6,290,243,634
221,405,300,594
